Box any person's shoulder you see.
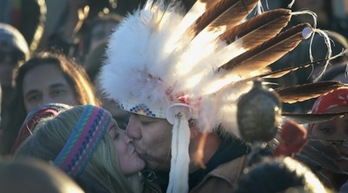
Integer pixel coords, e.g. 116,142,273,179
191,155,249,193
209,154,249,184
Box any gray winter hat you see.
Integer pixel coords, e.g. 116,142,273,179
0,23,30,60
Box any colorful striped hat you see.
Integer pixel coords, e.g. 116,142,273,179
53,105,112,178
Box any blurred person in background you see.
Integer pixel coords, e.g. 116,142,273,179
0,0,46,52
281,0,348,39
0,51,99,155
0,157,85,193
86,43,130,130
46,0,144,58
77,13,128,129
0,23,29,134
235,156,330,193
296,87,348,191
331,0,348,38
79,12,123,65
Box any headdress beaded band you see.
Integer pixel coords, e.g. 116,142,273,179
54,105,112,178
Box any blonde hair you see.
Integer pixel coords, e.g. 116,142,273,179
15,105,142,193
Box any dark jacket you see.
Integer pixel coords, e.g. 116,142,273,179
143,155,249,193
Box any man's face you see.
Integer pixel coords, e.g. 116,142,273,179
22,64,78,113
126,113,173,171
311,106,348,172
0,44,25,88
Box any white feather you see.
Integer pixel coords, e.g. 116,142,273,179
100,0,257,136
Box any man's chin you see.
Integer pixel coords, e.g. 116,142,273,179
144,160,170,171
137,152,171,171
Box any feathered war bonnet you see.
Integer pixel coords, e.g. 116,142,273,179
100,0,315,192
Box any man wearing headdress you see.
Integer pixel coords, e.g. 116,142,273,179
99,0,322,192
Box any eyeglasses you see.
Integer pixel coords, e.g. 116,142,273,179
0,50,25,63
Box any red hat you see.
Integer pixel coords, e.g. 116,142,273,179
308,87,348,133
11,103,71,154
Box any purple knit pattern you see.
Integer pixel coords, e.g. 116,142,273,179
54,105,111,178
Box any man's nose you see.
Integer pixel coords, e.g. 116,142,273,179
42,95,54,106
126,115,141,140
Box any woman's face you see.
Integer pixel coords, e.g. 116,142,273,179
311,106,348,171
108,120,145,176
22,64,78,113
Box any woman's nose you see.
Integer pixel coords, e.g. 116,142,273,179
123,132,132,143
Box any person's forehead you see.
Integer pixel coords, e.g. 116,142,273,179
22,64,70,91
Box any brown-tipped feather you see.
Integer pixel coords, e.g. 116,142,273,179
184,0,218,14
219,9,291,49
218,23,311,74
258,58,328,79
192,0,259,37
282,111,348,124
274,81,344,103
222,59,316,88
215,59,327,95
178,0,221,39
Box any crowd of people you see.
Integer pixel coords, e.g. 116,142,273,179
0,0,347,193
